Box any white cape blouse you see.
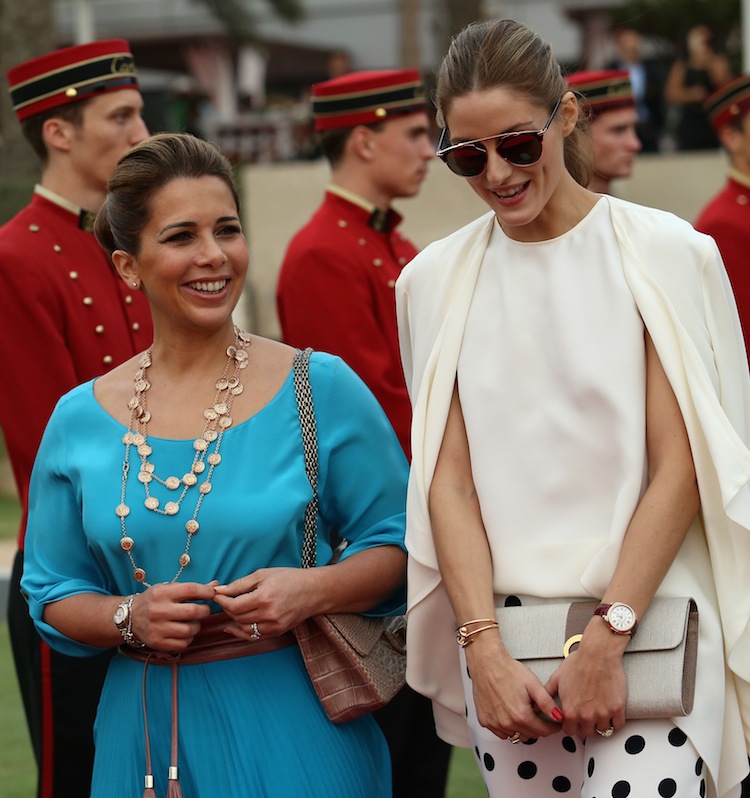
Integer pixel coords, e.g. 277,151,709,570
396,196,750,797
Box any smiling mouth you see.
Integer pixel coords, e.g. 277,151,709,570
493,183,528,200
187,279,228,293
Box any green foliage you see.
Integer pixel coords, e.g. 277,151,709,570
611,0,740,46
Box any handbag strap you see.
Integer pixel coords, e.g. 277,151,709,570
292,348,319,569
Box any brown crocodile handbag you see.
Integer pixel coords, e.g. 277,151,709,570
291,349,406,724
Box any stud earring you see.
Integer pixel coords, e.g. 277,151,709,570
132,281,139,289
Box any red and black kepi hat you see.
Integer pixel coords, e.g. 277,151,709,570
7,39,139,122
705,74,750,131
312,69,425,132
566,69,635,116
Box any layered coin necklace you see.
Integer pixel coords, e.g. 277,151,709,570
115,327,252,586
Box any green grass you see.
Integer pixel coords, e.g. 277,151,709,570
0,620,485,796
0,625,36,797
0,493,21,542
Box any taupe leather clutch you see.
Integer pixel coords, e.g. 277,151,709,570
496,597,698,718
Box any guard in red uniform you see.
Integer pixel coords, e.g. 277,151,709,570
695,74,750,361
277,70,451,796
566,69,642,194
1,40,151,798
277,70,433,459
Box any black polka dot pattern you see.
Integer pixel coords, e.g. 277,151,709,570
624,735,645,755
464,688,704,796
658,778,677,797
668,728,687,747
612,780,631,797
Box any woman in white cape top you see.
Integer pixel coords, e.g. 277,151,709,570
396,18,750,798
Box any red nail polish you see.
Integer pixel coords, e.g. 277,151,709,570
551,708,563,721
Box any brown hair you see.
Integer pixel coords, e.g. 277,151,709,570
21,101,86,164
95,133,240,257
317,121,386,167
435,19,593,187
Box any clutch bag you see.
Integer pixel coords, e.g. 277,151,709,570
496,597,698,718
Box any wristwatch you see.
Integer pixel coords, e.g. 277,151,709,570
594,602,638,636
113,594,145,648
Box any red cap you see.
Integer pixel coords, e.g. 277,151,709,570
7,39,139,122
704,74,750,131
311,69,425,132
567,69,634,116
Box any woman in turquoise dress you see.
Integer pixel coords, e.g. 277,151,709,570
21,133,408,797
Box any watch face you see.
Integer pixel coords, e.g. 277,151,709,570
608,603,635,632
114,605,127,626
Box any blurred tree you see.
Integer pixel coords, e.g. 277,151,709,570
194,0,303,42
0,0,304,186
610,0,740,53
434,0,484,72
0,0,56,185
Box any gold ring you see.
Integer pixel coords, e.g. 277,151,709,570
596,726,614,738
509,731,521,744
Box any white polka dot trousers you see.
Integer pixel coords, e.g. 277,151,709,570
461,656,707,796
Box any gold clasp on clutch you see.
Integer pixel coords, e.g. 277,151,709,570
563,633,583,657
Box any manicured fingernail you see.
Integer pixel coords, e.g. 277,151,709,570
551,708,563,721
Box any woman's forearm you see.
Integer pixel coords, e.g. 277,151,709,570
306,544,407,615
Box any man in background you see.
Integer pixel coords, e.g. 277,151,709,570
606,26,665,151
695,74,750,360
567,69,642,194
277,69,451,796
0,40,151,797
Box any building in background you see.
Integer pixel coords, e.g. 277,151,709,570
50,0,664,163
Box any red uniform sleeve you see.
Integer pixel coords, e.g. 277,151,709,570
0,248,82,535
277,242,412,458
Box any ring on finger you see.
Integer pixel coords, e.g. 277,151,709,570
509,731,522,744
250,622,262,640
595,726,615,738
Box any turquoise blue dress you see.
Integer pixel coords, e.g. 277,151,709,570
22,353,408,797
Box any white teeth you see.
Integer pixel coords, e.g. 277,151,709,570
495,184,526,199
188,280,227,293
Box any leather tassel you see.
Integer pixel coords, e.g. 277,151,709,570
142,774,156,798
167,777,183,798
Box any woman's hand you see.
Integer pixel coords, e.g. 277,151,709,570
545,620,628,738
130,581,216,652
466,634,564,742
214,567,315,640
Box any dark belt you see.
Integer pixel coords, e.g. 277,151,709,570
119,612,296,796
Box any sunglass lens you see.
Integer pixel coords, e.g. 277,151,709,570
446,147,486,177
498,133,543,166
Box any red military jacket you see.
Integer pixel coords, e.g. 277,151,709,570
277,187,417,458
0,188,153,546
695,169,750,360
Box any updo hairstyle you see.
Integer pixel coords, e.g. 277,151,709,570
435,19,593,187
94,133,240,258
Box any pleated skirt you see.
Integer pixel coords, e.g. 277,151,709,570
91,644,392,797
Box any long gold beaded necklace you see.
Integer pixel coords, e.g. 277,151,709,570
115,327,252,586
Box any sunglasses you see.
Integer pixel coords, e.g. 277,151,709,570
436,97,563,177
